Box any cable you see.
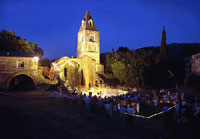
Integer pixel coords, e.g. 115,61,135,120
125,105,176,119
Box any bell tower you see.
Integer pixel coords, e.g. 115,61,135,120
77,10,100,64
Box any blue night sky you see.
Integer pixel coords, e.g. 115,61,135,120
0,0,200,60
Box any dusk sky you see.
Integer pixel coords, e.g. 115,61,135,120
0,0,200,60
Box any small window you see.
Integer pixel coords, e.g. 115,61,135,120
89,36,94,42
88,20,93,26
17,62,24,69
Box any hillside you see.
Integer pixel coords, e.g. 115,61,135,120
101,43,200,64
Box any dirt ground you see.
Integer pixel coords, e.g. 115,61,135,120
0,91,199,139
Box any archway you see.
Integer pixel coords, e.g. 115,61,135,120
9,75,34,91
81,69,84,86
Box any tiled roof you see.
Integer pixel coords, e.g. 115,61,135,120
79,10,98,31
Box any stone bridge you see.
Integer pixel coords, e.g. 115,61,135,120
0,56,57,90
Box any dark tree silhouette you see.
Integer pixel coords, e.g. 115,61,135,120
160,26,168,58
0,29,44,57
117,46,129,53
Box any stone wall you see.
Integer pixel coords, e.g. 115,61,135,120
77,56,96,88
0,56,38,71
96,63,104,74
0,56,57,89
191,53,200,76
55,55,101,89
77,30,100,64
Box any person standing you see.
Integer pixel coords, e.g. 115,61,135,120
85,94,92,112
105,102,112,118
181,92,184,101
136,103,140,113
161,106,170,139
127,105,134,126
119,105,126,124
58,80,64,97
113,102,119,120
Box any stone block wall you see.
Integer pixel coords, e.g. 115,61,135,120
77,30,100,64
191,53,200,76
0,56,57,89
96,64,104,74
0,56,38,71
55,56,99,89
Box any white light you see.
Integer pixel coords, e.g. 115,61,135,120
52,63,60,71
33,56,39,62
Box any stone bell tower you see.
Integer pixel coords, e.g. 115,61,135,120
77,10,100,64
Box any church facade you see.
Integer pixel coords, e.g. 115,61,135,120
54,10,104,89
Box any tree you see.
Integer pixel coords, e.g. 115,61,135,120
111,61,126,83
160,26,168,58
0,29,44,56
183,43,200,57
105,53,112,73
117,46,129,53
34,46,44,57
124,63,138,87
103,43,187,88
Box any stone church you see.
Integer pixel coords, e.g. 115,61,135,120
0,10,103,90
53,10,104,89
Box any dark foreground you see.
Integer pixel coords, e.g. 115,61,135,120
0,91,199,139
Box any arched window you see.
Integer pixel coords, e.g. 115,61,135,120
89,35,94,42
64,68,67,79
88,19,93,26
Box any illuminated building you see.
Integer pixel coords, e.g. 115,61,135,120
0,11,104,90
54,10,104,89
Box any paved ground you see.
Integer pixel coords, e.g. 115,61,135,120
0,91,199,139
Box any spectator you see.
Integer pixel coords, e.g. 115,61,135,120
161,106,170,139
84,95,91,112
136,103,140,113
113,102,119,120
119,105,126,124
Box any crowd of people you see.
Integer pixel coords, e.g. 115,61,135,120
54,87,200,138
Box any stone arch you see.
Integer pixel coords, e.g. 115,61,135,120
75,56,96,88
7,72,36,90
54,56,96,89
67,60,83,87
55,58,85,88
81,69,84,86
70,60,86,87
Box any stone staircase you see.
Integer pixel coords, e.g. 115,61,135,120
96,73,120,87
95,73,104,87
